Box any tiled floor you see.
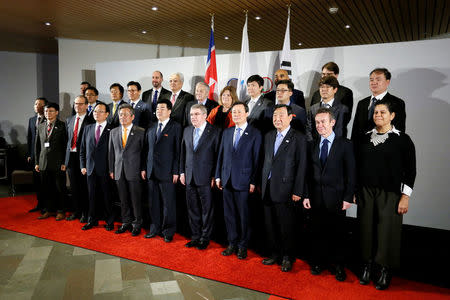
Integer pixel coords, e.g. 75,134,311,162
0,228,270,300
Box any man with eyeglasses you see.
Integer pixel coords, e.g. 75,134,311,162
84,87,101,120
265,69,306,109
127,81,152,129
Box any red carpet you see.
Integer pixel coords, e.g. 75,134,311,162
1,195,449,300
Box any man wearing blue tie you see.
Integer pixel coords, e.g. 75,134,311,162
216,102,262,259
142,71,172,123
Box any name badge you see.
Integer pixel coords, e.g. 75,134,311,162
44,142,50,148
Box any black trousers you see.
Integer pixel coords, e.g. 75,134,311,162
87,172,115,225
358,186,403,269
40,169,66,213
186,183,214,241
31,162,44,210
67,152,88,216
223,184,250,249
116,172,142,227
148,178,177,237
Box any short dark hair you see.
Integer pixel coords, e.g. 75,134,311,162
315,107,336,121
154,70,163,78
76,95,88,104
319,76,339,89
85,86,99,96
157,99,172,110
45,102,60,111
276,80,294,91
322,62,339,74
273,104,292,115
231,101,249,113
95,101,110,113
36,97,48,105
247,75,264,87
375,99,393,113
118,103,134,116
370,68,391,80
109,83,124,95
81,81,91,86
127,81,142,91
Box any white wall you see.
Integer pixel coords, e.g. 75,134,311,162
96,38,450,230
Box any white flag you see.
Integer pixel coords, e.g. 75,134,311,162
237,13,251,101
280,7,292,78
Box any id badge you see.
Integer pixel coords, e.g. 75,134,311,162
44,142,50,148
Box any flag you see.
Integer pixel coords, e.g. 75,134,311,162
280,6,292,78
237,13,251,101
205,15,218,100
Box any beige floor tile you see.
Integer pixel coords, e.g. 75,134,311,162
94,258,123,294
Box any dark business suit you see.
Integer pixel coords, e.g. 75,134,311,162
27,114,46,210
142,87,171,123
310,85,353,114
306,135,356,265
144,119,182,238
185,99,219,125
109,125,146,227
264,103,307,134
351,92,406,142
80,122,115,225
65,114,94,217
180,122,221,242
215,124,262,249
86,101,101,120
266,89,306,109
261,128,307,260
170,90,195,127
107,99,127,128
245,95,274,134
306,100,350,141
131,100,152,129
35,119,68,213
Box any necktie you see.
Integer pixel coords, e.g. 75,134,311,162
95,124,101,144
320,139,329,167
36,116,41,130
368,97,377,120
71,117,80,149
122,127,128,148
233,127,242,150
193,127,200,150
153,90,159,105
113,102,117,116
156,123,163,140
321,102,330,108
248,100,256,114
131,102,135,108
88,105,92,113
47,122,53,138
274,132,283,155
171,93,177,106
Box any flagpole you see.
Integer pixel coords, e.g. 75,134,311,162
205,13,218,100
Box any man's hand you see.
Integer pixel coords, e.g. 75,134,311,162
110,172,114,180
81,168,87,175
27,157,31,163
180,174,186,185
35,165,40,172
173,175,179,184
292,194,301,202
61,165,66,171
216,179,222,190
303,198,311,209
398,194,409,215
342,201,352,210
141,171,146,180
249,184,255,193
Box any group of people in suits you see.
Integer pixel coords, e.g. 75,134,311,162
26,64,416,290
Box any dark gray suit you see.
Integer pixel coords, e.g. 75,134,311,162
245,95,273,134
306,100,350,141
107,99,127,128
310,85,353,114
142,87,171,123
170,90,195,127
27,114,46,210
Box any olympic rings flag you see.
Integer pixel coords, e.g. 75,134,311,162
205,14,218,100
237,12,251,101
280,6,292,78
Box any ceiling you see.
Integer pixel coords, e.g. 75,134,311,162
1,0,448,54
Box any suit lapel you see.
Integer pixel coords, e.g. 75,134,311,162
172,91,184,112
322,137,338,172
273,129,293,161
235,126,251,152
195,123,211,151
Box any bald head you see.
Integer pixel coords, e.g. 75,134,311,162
274,69,289,84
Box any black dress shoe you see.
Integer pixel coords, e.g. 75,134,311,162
310,265,322,275
82,222,98,230
66,213,78,221
375,267,391,290
115,224,132,234
262,257,277,265
104,224,114,231
144,232,158,239
29,207,40,213
335,265,347,282
221,245,237,256
196,240,209,250
281,259,293,272
79,215,88,223
185,240,200,248
359,263,372,285
131,227,141,236
237,248,247,260
164,236,173,243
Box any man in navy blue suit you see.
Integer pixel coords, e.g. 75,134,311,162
80,102,116,231
260,104,307,272
303,107,356,281
107,83,127,128
142,99,182,242
127,81,152,129
180,104,221,248
216,102,262,259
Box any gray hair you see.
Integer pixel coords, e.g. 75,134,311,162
196,81,210,91
190,103,207,115
171,72,184,83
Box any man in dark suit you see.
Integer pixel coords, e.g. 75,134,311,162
64,95,94,221
260,104,307,272
27,97,47,213
265,69,306,109
264,80,306,134
109,103,146,236
244,75,273,134
215,102,262,259
167,72,195,127
180,104,220,248
84,86,101,119
303,107,356,281
310,62,353,114
142,71,172,123
351,68,406,142
142,99,182,242
35,102,68,221
80,102,116,231
71,82,92,116
307,76,350,141
107,83,127,128
185,82,218,125
127,81,152,129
